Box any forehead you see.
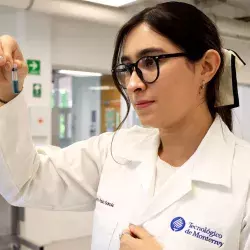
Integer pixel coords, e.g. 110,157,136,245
122,23,179,59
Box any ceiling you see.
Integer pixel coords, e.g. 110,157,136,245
76,0,250,20
1,0,249,28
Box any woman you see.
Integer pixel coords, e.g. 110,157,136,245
0,1,248,250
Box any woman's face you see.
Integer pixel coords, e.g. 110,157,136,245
122,23,205,128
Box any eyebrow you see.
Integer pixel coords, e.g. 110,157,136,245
121,47,166,63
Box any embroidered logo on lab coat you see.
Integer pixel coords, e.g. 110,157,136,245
170,217,186,232
170,217,224,248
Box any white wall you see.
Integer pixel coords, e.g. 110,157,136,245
50,17,250,81
51,16,119,74
0,8,52,145
0,7,17,36
233,84,250,141
22,209,93,248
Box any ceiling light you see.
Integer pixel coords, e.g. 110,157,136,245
58,70,102,77
83,0,137,7
89,86,116,91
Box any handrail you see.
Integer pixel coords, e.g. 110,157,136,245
0,235,44,250
17,236,44,250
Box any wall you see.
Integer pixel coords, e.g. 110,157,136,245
233,84,250,141
51,16,119,74
0,8,53,145
22,209,93,248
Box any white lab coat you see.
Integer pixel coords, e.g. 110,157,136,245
0,92,249,250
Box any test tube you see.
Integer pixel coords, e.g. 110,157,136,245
12,64,19,94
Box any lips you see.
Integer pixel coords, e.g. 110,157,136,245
135,100,155,109
135,100,155,105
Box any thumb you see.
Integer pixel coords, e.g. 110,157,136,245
129,224,152,239
14,59,28,76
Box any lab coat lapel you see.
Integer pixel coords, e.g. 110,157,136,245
139,164,193,224
134,140,159,197
139,116,235,224
119,126,193,224
114,116,235,225
191,116,235,187
111,127,160,226
115,127,160,197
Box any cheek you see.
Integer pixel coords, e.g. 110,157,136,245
155,64,199,110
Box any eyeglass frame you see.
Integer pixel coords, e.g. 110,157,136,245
111,52,187,89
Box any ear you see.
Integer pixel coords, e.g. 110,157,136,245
200,49,221,83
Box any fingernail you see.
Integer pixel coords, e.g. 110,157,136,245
5,62,11,71
0,56,4,61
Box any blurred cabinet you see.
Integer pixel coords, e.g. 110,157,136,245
101,75,121,133
51,73,73,148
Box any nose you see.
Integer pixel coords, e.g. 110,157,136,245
126,70,146,93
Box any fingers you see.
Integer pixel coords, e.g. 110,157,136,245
0,43,6,67
120,230,138,249
120,227,161,250
120,230,131,239
129,224,152,240
13,43,24,61
14,59,28,76
0,35,24,71
0,36,16,66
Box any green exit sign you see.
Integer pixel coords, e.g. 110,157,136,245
27,59,41,75
33,83,42,98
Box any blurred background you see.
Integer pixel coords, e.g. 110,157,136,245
0,0,249,249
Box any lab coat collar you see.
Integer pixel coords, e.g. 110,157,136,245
191,116,235,188
139,116,235,223
114,127,160,194
114,116,235,224
115,115,235,190
114,126,160,163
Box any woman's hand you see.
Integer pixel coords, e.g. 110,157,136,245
120,224,163,250
0,35,28,103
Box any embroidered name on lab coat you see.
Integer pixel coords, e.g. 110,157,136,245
171,217,224,248
96,197,114,208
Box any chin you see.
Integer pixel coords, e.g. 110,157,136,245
139,115,159,128
139,114,176,129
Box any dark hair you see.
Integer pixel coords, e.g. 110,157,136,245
112,1,232,131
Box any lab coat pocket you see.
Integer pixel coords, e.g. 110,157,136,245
91,210,118,250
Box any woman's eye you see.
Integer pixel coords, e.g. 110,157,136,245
116,65,129,73
142,58,155,68
122,68,129,73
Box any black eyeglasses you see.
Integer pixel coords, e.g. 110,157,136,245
112,53,187,89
